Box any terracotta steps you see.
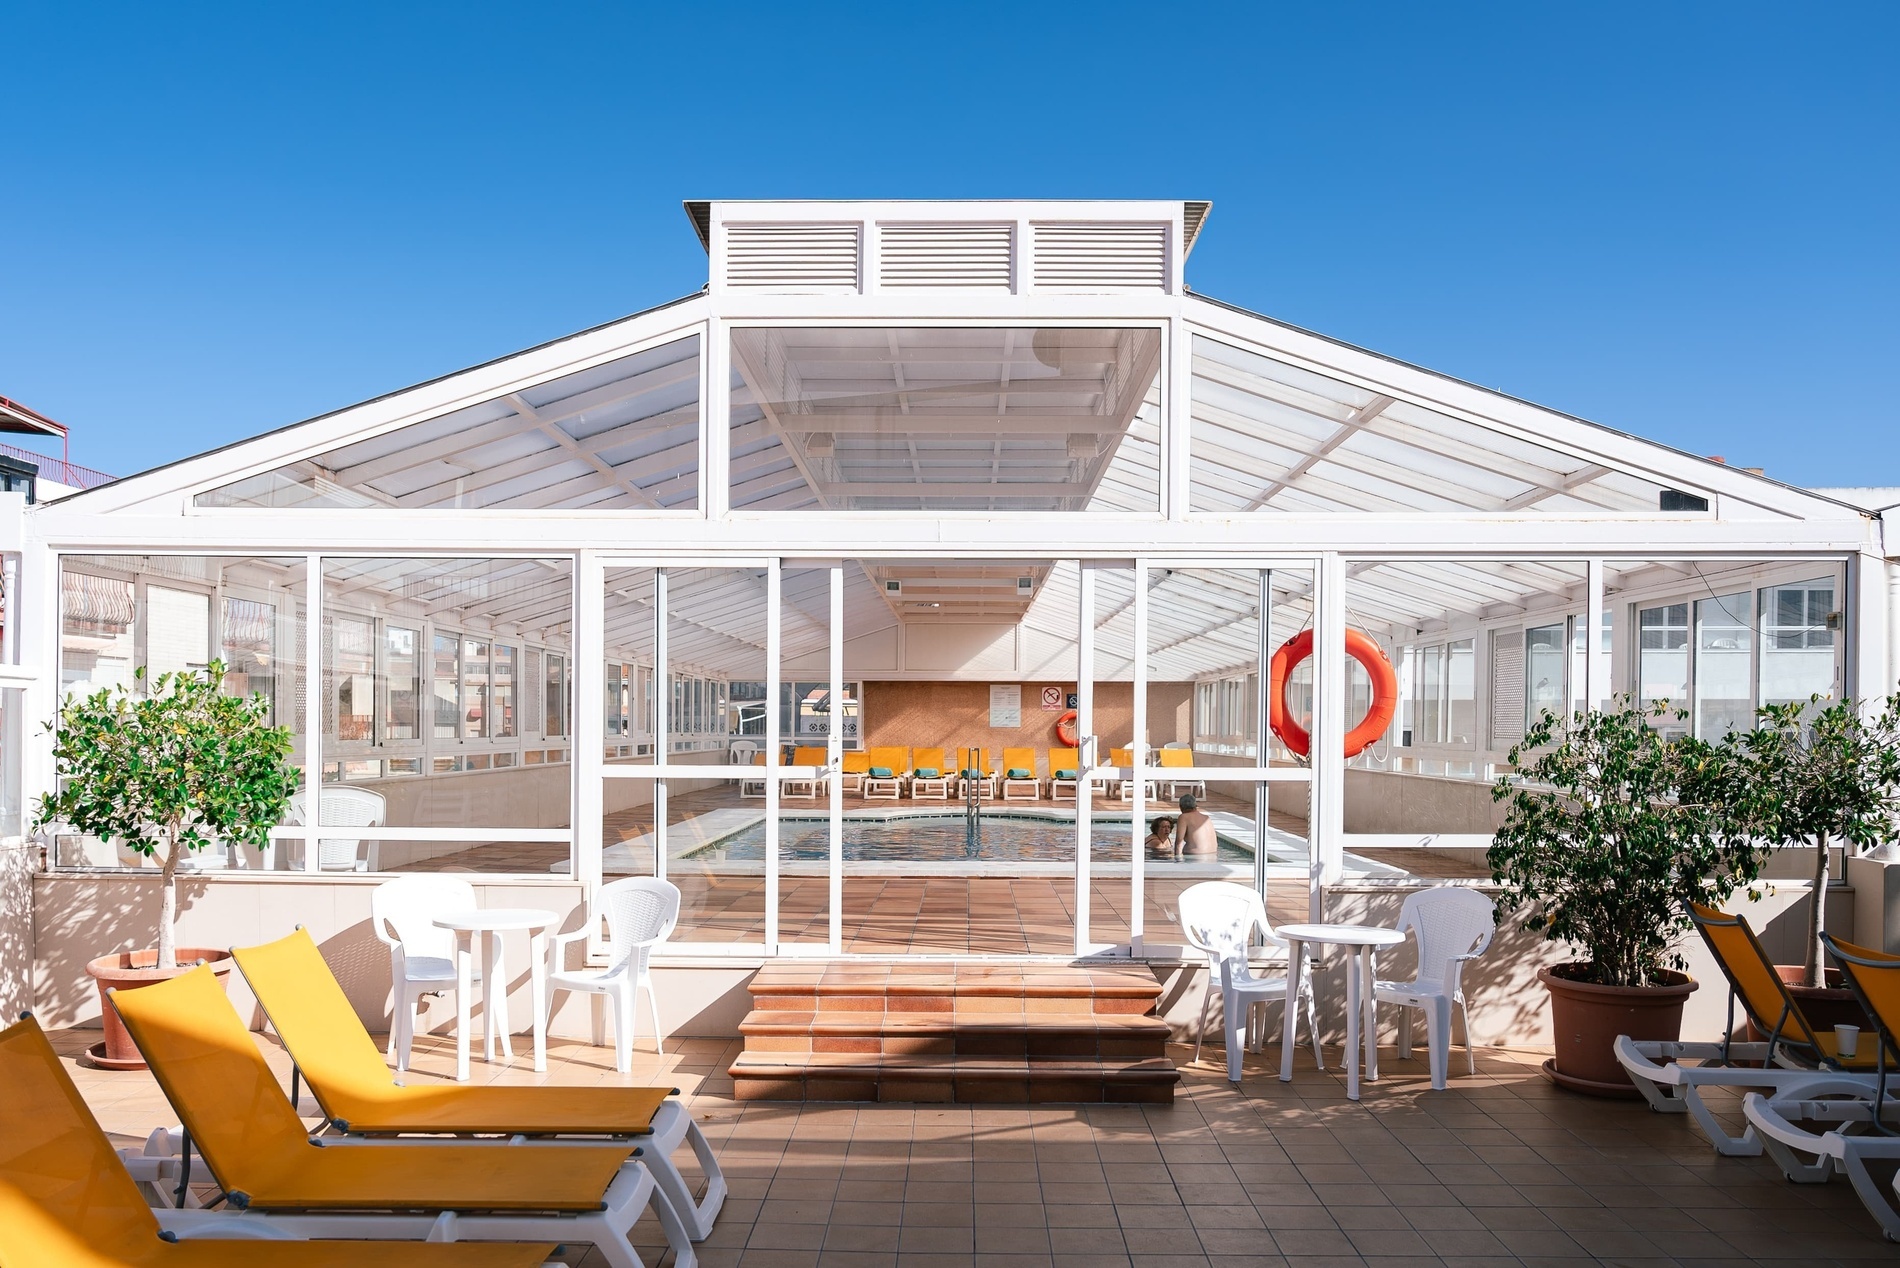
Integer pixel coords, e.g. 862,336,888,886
728,962,1179,1103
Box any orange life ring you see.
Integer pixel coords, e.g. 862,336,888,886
1268,629,1399,759
1053,709,1080,747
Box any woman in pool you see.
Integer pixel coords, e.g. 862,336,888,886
1144,815,1177,859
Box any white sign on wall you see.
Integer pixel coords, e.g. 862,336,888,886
988,683,1021,728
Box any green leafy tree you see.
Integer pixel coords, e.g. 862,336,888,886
1488,698,1766,988
1723,692,1900,988
34,661,299,968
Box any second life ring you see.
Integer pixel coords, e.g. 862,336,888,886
1053,709,1080,747
1268,629,1399,759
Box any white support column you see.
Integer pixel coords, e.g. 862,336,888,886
18,543,56,847
653,569,668,882
1311,553,1347,916
1849,550,1891,702
302,553,322,873
1074,562,1094,957
575,552,605,908
1129,559,1149,954
1163,320,1192,520
763,561,781,951
702,318,729,520
1254,568,1274,903
1585,558,1608,713
828,565,844,953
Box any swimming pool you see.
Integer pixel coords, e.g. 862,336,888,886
682,814,1255,865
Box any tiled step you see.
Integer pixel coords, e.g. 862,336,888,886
740,1010,1170,1058
730,961,1179,1103
728,1052,1180,1104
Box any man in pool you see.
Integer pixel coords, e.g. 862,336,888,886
1172,794,1218,860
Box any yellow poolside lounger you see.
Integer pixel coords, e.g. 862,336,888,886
0,1014,554,1268
956,747,998,800
232,928,725,1238
838,750,871,795
106,966,696,1268
784,745,830,798
907,747,950,800
1157,747,1205,799
1000,747,1040,801
1048,747,1081,800
861,746,909,800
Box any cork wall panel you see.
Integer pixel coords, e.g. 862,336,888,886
862,680,1191,772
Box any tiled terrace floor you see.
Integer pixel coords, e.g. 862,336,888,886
55,1024,1900,1266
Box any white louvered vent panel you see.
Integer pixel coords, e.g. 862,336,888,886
1489,628,1526,752
723,223,861,290
878,223,1014,289
1031,222,1168,290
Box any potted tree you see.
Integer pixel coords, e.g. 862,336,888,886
36,660,298,1069
1724,692,1900,1025
1489,698,1765,1095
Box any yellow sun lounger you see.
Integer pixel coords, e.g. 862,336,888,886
1615,901,1892,1157
838,750,872,795
955,748,998,800
861,746,909,800
907,747,950,800
1000,748,1040,801
1157,747,1205,799
784,746,829,798
231,928,724,1239
1047,747,1081,801
0,1014,555,1268
106,966,696,1268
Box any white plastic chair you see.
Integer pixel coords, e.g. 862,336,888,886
285,786,386,872
371,874,479,1073
1373,886,1496,1089
547,876,680,1072
1178,880,1321,1081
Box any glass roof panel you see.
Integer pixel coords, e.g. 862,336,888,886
728,327,1162,512
196,336,701,511
1189,334,1702,514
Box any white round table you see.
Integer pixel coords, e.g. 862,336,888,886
1276,922,1407,1100
432,907,559,1082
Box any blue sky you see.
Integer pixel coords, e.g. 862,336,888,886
2,2,1894,488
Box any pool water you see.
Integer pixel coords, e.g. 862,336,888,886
684,814,1254,864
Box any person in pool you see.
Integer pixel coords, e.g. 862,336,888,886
1144,815,1177,859
1172,794,1218,860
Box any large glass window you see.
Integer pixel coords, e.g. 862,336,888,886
1524,623,1568,729
54,556,307,869
197,335,701,511
1695,592,1753,738
544,653,567,738
728,327,1163,512
1761,577,1838,706
432,635,460,740
384,625,420,741
1637,602,1690,721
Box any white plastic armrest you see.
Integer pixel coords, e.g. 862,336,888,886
550,927,592,949
371,919,401,952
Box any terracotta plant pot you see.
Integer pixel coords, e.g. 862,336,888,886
84,948,234,1070
1741,966,1874,1039
1538,963,1697,1097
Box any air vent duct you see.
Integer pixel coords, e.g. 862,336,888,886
879,223,1013,289
724,223,861,290
1031,222,1168,290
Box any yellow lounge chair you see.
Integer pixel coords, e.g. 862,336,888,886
739,751,768,799
956,747,998,800
1000,747,1040,801
839,750,872,795
0,1014,555,1268
1048,747,1081,801
106,965,696,1268
1742,932,1900,1237
232,928,725,1239
1109,746,1156,803
1616,901,1892,1157
1158,747,1205,799
908,747,951,800
861,746,908,800
784,745,829,798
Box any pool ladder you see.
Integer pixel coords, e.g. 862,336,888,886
963,746,981,857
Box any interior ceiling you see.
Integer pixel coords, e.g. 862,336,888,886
728,327,1163,512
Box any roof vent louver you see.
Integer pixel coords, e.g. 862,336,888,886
723,223,861,290
1032,222,1168,290
878,222,1014,289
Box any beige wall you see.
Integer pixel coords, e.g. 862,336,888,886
862,681,1192,773
1342,768,1507,835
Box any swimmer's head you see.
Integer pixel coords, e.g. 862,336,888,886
1178,794,1197,812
